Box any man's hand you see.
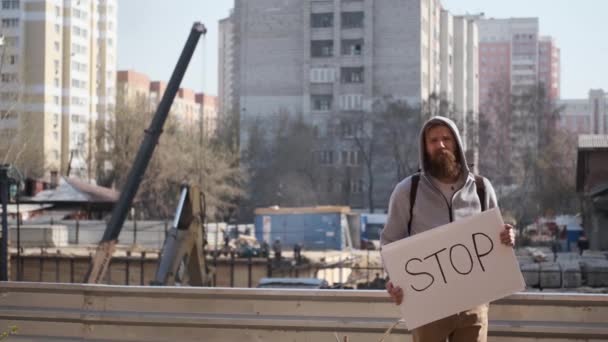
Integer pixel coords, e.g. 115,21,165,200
500,224,515,247
386,281,404,305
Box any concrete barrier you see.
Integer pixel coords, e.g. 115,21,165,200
1,282,608,341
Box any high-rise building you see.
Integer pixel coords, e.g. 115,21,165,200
116,70,218,138
558,89,608,135
476,16,560,184
229,0,478,209
196,93,219,138
0,0,117,181
477,17,560,109
218,12,235,117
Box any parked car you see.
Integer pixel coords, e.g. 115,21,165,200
257,277,329,289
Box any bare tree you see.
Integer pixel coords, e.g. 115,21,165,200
374,98,422,182
239,112,323,220
97,95,243,220
481,82,578,227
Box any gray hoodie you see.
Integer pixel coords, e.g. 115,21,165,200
380,116,498,246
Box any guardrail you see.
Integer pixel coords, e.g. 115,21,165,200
1,282,607,341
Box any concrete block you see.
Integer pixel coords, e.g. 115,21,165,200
581,259,608,287
539,262,561,288
9,225,68,248
520,262,540,287
559,261,582,288
556,252,581,263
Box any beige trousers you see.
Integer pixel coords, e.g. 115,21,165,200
412,304,489,342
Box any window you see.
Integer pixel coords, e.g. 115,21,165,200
311,13,333,28
8,55,17,65
53,131,59,140
340,94,363,110
52,150,59,160
55,24,60,34
1,18,19,28
72,78,87,88
341,39,363,56
54,78,60,87
1,73,17,83
54,96,60,105
341,12,364,28
310,68,336,83
319,150,334,165
1,0,19,10
341,67,364,83
311,40,333,57
54,41,60,52
350,179,364,193
55,6,61,17
311,95,332,111
341,123,354,137
4,37,18,48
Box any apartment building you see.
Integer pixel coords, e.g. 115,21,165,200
116,70,218,137
228,0,478,209
558,89,608,135
0,0,117,181
218,12,234,117
475,16,561,183
477,17,560,108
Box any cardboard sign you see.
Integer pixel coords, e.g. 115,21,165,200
381,208,525,330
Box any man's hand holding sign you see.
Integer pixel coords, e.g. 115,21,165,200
381,208,523,329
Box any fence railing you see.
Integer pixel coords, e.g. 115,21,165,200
2,282,608,341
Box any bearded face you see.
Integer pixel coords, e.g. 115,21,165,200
424,124,462,181
427,148,461,180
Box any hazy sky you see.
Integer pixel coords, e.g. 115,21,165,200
118,1,607,99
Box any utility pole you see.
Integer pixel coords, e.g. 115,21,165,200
1,164,10,281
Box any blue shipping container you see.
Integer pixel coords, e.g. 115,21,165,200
254,207,351,251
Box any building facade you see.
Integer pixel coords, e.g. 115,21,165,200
229,0,478,210
476,16,561,185
0,0,117,181
218,12,235,117
558,89,608,136
116,70,218,138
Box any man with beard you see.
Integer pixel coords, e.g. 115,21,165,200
380,116,515,342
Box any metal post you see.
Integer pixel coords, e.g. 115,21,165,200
267,255,272,278
212,252,218,286
230,252,235,287
55,254,60,282
16,185,20,280
133,209,137,245
247,255,252,288
75,219,80,245
140,251,145,285
70,258,75,283
0,165,9,281
38,256,43,282
125,251,131,285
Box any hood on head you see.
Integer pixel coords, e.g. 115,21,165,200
418,116,470,177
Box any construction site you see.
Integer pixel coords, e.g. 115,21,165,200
1,15,608,342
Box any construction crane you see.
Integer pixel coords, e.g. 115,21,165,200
85,22,207,284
